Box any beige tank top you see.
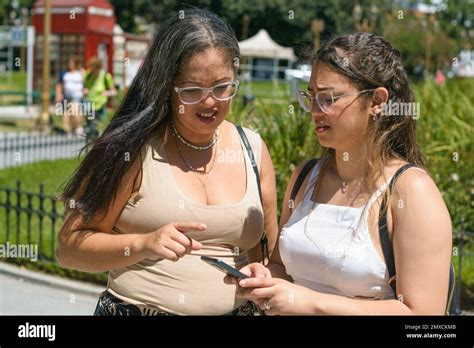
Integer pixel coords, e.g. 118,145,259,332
107,126,264,315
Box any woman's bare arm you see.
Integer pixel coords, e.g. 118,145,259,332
56,156,147,272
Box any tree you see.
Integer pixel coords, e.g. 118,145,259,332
383,8,459,75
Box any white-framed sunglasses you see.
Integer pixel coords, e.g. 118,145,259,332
297,88,375,114
174,80,240,105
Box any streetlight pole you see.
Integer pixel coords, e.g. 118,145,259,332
241,14,249,40
38,0,51,131
19,7,29,73
311,19,325,53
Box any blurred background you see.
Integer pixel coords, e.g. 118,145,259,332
0,0,472,315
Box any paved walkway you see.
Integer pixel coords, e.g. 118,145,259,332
0,262,105,315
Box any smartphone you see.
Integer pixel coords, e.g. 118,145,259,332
200,256,249,279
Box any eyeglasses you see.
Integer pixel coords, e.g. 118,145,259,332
174,80,240,105
297,89,375,114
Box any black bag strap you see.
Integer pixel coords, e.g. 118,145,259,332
289,158,319,212
378,164,459,315
236,125,268,264
378,164,417,293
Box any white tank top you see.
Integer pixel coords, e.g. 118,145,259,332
279,161,400,300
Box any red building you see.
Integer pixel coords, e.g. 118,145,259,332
32,0,116,89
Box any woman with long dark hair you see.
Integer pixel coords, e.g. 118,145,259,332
229,33,453,315
57,9,278,316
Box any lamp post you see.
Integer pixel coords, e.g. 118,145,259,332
311,19,325,53
19,7,29,73
38,0,51,131
241,14,249,40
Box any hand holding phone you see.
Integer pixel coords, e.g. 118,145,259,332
200,256,249,279
223,262,271,285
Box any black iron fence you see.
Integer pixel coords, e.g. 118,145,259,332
0,180,472,312
0,132,86,169
0,181,64,262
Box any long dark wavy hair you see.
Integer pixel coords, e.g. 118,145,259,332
61,9,240,221
311,33,426,202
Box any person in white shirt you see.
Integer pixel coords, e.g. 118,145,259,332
55,56,84,136
226,33,452,315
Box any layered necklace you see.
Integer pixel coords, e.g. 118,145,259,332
170,121,219,150
170,120,220,175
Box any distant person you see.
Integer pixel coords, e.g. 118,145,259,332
435,70,446,85
83,56,117,139
55,56,84,136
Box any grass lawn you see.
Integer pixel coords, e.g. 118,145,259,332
239,79,307,99
0,157,108,285
0,71,27,91
0,71,29,106
0,158,81,261
0,157,81,193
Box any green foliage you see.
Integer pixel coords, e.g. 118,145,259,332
229,98,319,208
436,0,474,45
414,78,474,234
109,0,392,56
0,0,35,25
383,11,458,73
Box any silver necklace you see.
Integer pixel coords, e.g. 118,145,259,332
174,135,218,176
170,120,219,151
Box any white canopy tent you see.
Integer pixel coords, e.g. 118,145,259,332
239,29,296,60
238,29,296,81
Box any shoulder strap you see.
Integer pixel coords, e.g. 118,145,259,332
236,126,262,202
379,164,459,315
236,125,268,264
378,163,418,293
446,264,458,315
289,158,318,211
